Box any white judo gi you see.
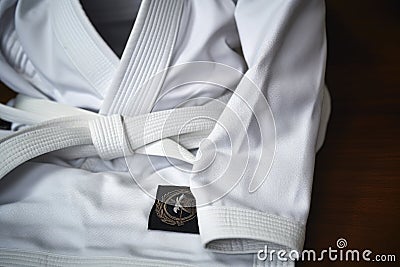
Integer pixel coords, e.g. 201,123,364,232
0,0,330,266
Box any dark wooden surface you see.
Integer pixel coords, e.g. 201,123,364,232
299,1,400,266
0,83,15,102
0,1,399,266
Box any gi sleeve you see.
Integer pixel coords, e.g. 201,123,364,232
190,0,329,254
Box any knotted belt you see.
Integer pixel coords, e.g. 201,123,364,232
0,95,225,180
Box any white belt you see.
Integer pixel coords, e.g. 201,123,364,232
0,95,224,180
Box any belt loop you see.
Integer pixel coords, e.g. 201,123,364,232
89,115,125,160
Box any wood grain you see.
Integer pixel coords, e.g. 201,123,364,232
299,1,400,266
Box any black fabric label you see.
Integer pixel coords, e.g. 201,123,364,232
148,185,199,234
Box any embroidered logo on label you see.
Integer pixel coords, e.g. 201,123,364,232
148,186,199,234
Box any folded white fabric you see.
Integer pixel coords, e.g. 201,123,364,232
0,0,329,266
191,0,328,255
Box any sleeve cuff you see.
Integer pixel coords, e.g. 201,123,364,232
197,206,305,254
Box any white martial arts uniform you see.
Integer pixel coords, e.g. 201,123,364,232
0,0,330,266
